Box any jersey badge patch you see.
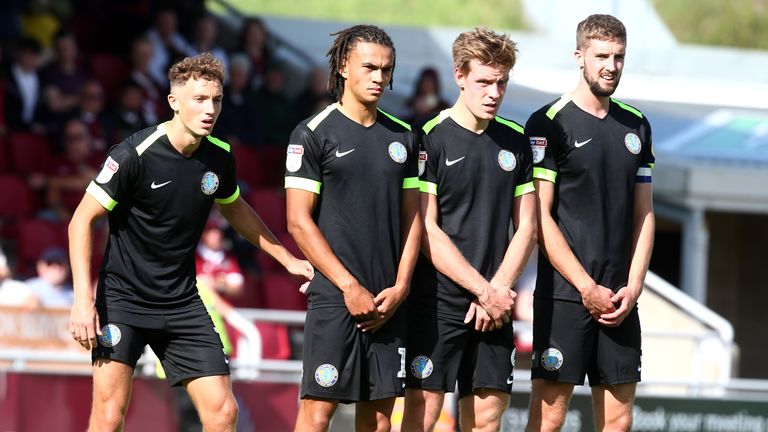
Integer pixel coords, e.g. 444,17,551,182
314,363,339,387
388,142,407,163
498,150,517,171
624,132,642,155
98,324,122,347
530,137,547,164
410,355,434,379
418,151,428,176
286,144,304,172
541,348,564,371
95,156,120,184
200,171,219,195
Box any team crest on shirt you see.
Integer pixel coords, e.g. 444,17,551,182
410,355,434,379
498,150,517,171
200,171,219,195
624,133,642,155
418,151,428,176
98,324,122,347
388,142,408,163
541,348,564,371
96,156,120,184
286,144,304,173
314,363,339,387
530,137,547,164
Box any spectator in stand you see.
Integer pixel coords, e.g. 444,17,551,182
129,36,169,125
105,79,150,143
27,247,74,308
255,65,294,146
73,79,110,152
40,30,89,133
215,53,263,147
19,0,71,51
404,66,450,125
293,66,334,122
236,17,273,90
0,246,39,309
196,214,245,301
145,8,191,86
41,118,101,222
4,37,46,133
187,14,229,82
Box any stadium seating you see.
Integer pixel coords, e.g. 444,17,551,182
86,53,129,101
260,273,307,311
15,219,68,277
233,145,268,190
8,132,53,177
254,322,292,360
247,187,287,235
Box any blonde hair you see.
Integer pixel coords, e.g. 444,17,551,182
452,27,517,74
576,14,626,50
168,53,225,88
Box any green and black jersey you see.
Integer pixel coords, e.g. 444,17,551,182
526,96,654,302
284,103,418,309
87,124,239,320
412,111,534,321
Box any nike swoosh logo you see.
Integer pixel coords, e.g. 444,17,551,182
574,138,592,148
151,180,172,189
506,377,514,385
445,156,465,166
335,149,355,157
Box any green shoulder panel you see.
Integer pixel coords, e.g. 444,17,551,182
545,95,571,120
421,110,450,134
611,98,643,118
494,116,524,134
377,108,411,131
207,135,231,152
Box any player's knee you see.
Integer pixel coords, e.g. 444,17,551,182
200,395,239,430
89,403,127,431
526,415,567,432
603,414,632,432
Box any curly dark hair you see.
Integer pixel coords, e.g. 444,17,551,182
168,52,225,87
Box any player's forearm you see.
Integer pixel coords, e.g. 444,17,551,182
68,209,95,304
287,217,359,293
421,219,489,298
627,204,655,299
492,210,537,290
394,190,422,290
538,211,596,295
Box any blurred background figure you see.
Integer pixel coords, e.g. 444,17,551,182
0,246,38,309
106,79,151,143
4,36,45,133
236,17,273,90
293,66,334,121
26,247,73,308
404,66,449,124
73,79,110,151
513,246,536,354
216,52,263,147
255,64,294,146
196,214,245,302
40,30,89,134
129,36,168,125
187,14,229,82
145,8,191,85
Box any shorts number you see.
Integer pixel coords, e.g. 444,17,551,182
397,347,406,378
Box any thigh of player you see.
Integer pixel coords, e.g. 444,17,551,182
456,322,517,398
588,305,642,386
531,297,597,385
406,313,471,393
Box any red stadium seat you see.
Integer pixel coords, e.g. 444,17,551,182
255,322,292,360
0,135,9,174
15,219,68,277
247,187,287,234
8,132,53,176
0,175,34,219
256,232,305,279
260,272,307,311
233,145,268,190
87,53,129,100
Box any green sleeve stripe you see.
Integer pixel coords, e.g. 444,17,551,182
419,181,437,195
215,186,240,204
545,96,570,120
514,181,535,197
86,181,118,211
207,136,231,152
285,177,322,194
612,98,643,118
307,103,337,131
378,108,411,131
533,167,558,183
648,162,655,170
136,123,166,155
494,116,524,134
403,177,420,189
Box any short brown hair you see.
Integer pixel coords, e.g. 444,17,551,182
168,53,225,88
452,27,517,74
576,14,626,50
